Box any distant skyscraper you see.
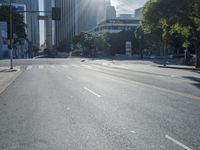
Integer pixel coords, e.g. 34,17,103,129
44,0,55,49
53,0,77,45
77,0,105,32
105,5,116,20
135,7,143,19
53,0,106,45
0,0,40,48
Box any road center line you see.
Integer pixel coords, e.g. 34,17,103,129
165,135,193,150
84,87,101,97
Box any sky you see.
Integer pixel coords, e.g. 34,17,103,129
39,0,148,45
111,0,148,14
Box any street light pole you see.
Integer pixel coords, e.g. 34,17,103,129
9,0,13,69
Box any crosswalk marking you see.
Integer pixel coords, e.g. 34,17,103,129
16,66,21,71
82,65,93,69
72,64,80,68
39,65,44,69
26,65,32,70
62,65,69,68
50,65,56,68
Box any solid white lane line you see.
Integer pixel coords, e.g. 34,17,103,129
84,87,101,97
117,77,200,101
26,65,32,70
165,135,193,150
39,65,44,69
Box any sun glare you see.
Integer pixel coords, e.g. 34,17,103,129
111,0,117,7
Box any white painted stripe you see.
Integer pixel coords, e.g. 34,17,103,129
72,64,80,68
16,66,21,71
102,63,108,66
39,65,44,69
82,65,93,69
165,135,193,150
26,65,32,70
84,87,101,97
130,131,136,134
50,65,56,68
66,76,72,80
62,65,69,68
118,77,200,101
171,75,180,78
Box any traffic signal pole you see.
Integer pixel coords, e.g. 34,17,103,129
9,0,13,70
6,6,60,70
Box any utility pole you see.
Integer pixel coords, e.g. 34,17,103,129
9,0,13,69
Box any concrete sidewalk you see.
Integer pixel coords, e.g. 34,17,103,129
0,67,22,94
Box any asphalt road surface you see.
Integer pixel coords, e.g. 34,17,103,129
0,59,199,150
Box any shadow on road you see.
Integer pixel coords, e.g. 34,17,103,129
183,76,200,88
0,69,18,73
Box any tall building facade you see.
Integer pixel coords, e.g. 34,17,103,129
52,0,106,45
135,7,143,19
0,0,40,49
77,0,105,32
105,6,116,20
44,0,55,49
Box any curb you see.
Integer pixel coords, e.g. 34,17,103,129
0,70,23,95
158,66,200,71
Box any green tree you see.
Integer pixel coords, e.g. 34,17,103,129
142,0,200,68
73,32,95,57
0,6,26,38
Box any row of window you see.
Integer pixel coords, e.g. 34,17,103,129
94,25,135,32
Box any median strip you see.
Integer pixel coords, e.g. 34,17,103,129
84,87,101,97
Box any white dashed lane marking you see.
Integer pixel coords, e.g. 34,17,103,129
165,135,193,150
66,76,72,80
84,87,101,98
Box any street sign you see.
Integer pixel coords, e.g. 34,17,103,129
37,15,49,20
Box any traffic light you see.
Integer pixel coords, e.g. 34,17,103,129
52,8,61,21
